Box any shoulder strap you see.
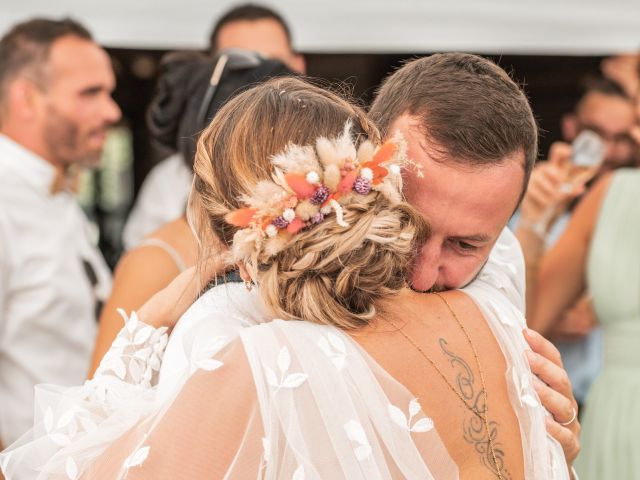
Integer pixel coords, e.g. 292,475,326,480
137,238,187,272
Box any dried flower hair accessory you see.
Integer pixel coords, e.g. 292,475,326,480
224,122,421,262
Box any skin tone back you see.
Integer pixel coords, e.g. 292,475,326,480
355,289,525,479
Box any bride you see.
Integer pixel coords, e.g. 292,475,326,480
1,77,567,479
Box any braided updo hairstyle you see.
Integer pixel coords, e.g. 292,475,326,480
191,77,429,329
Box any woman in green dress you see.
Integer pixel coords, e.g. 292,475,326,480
528,140,640,477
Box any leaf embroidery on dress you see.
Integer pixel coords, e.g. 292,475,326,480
344,419,372,460
262,437,271,463
95,309,168,388
265,347,308,391
388,399,434,433
123,445,150,469
292,464,305,480
317,331,348,370
191,336,227,372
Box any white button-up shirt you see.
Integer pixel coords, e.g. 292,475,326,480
122,153,192,250
0,134,112,446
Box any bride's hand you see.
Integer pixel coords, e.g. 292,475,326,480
137,258,225,330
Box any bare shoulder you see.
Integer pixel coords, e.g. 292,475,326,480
114,241,183,300
135,217,198,270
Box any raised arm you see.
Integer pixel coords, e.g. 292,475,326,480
528,175,612,335
87,244,185,377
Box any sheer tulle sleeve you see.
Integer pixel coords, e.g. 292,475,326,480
2,315,461,479
0,311,171,479
82,340,264,479
463,228,570,479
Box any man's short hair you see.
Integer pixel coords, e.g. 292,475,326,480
0,17,92,101
369,53,538,200
208,3,292,53
574,76,631,112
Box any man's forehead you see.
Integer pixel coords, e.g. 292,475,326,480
578,92,634,119
47,36,114,88
217,19,292,54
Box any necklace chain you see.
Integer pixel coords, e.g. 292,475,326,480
384,292,504,479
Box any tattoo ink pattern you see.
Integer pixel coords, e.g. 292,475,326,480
439,338,511,479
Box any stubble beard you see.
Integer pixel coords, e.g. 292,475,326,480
43,104,104,169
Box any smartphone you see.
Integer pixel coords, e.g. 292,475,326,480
571,130,605,168
560,130,606,193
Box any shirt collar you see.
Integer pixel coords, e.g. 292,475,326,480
0,134,62,195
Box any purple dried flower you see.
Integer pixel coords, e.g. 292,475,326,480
309,212,325,225
272,216,289,229
353,176,372,195
310,185,330,205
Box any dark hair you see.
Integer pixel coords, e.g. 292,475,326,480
146,50,293,169
208,4,292,53
0,17,92,100
369,53,538,203
574,76,632,111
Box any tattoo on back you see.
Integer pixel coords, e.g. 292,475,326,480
439,338,511,479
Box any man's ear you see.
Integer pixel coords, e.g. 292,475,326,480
289,53,306,74
7,78,42,121
561,113,579,143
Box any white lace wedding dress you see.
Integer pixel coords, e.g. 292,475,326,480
0,230,568,479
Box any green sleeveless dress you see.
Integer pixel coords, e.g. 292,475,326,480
575,169,640,479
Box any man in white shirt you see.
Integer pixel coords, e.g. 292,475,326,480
0,18,120,448
368,53,580,477
122,3,305,250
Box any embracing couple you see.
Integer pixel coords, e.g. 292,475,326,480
1,53,580,479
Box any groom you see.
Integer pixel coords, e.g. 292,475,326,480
370,53,580,474
146,53,580,475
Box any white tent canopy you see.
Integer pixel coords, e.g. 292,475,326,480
2,0,639,55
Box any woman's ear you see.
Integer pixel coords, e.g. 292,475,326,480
237,262,252,282
237,262,256,291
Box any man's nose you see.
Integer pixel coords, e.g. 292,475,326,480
410,242,442,292
104,96,121,124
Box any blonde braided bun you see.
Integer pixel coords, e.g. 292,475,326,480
191,76,429,329
258,195,428,329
